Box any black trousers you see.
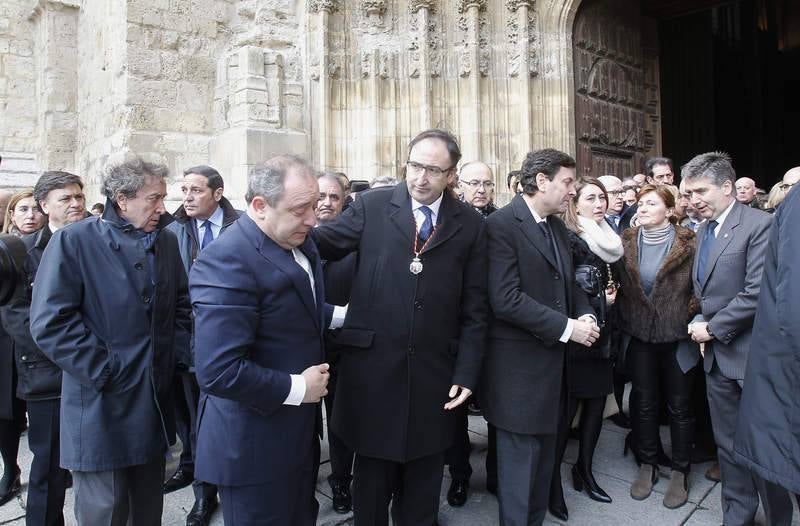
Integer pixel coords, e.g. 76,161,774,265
0,367,25,483
26,399,69,526
352,452,445,526
173,371,217,500
629,338,694,473
322,365,354,485
496,428,556,526
444,408,497,488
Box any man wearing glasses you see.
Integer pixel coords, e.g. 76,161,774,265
459,161,497,218
781,166,800,194
598,175,635,234
311,129,488,525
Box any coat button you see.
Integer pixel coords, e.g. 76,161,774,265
134,262,144,270
142,294,151,304
20,355,27,361
554,274,560,280
407,346,415,355
414,300,423,310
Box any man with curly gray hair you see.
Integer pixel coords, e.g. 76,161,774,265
29,152,192,525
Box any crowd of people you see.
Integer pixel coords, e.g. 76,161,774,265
0,131,798,526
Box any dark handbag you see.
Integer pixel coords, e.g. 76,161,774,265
574,264,611,359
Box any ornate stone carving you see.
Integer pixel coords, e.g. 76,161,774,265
457,4,489,77
456,0,487,13
309,0,339,14
409,0,436,14
506,0,539,77
362,0,386,17
408,12,442,78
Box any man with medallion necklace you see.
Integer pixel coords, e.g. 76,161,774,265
311,129,488,526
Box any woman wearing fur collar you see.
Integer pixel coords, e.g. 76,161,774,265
616,184,698,509
549,177,625,520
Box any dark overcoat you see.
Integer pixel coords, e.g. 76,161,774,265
29,203,191,471
481,195,594,436
311,184,489,463
1,225,62,401
190,214,328,486
734,188,800,494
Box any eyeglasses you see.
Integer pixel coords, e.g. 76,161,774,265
780,182,795,191
461,180,495,189
622,185,640,192
406,160,454,179
607,190,625,197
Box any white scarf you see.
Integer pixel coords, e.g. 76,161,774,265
577,215,624,263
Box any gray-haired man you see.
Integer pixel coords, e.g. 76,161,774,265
30,153,192,525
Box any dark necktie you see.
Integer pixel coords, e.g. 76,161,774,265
697,219,718,282
418,206,433,242
201,220,214,250
538,220,562,275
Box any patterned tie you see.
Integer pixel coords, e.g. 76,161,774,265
201,220,214,250
697,220,718,282
418,206,433,242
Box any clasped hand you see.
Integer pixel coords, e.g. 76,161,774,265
570,315,600,347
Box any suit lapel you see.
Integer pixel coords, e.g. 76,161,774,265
512,196,559,271
389,184,415,247
701,204,741,291
243,215,320,327
421,192,462,254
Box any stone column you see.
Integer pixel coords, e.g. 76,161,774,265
309,0,339,170
457,0,486,161
507,0,536,162
409,0,435,130
28,0,79,173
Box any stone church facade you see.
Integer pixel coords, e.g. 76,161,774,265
0,0,662,204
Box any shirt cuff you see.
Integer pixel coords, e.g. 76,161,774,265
559,318,574,343
283,374,306,406
330,305,348,329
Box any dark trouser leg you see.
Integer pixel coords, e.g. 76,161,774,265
0,384,25,490
178,373,218,502
753,475,793,526
691,368,717,458
324,370,353,486
26,399,69,526
659,345,693,473
218,437,319,526
630,338,660,467
172,372,194,474
445,406,473,482
486,422,498,491
126,457,166,526
391,452,445,526
576,397,606,476
706,365,763,526
550,397,578,504
613,369,628,416
73,469,129,526
352,455,398,526
496,427,556,526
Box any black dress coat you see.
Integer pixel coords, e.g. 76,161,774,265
734,187,800,494
565,230,614,399
29,203,192,471
311,184,489,463
482,195,594,436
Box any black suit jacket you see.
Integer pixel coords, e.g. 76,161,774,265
311,184,489,462
605,203,636,234
482,195,593,435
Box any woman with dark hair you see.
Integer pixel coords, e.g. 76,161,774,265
548,177,624,520
616,184,697,509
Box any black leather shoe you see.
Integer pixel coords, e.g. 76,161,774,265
447,479,469,507
572,465,612,504
331,480,352,514
163,468,194,494
548,492,569,521
0,468,21,507
186,497,218,526
609,412,631,429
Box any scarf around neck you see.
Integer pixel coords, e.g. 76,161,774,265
577,215,624,263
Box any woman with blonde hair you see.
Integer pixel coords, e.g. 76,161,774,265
763,181,786,213
2,189,45,236
549,177,624,520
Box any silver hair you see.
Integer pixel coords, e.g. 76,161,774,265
370,175,398,188
101,152,169,203
681,151,735,187
317,171,346,194
246,154,314,206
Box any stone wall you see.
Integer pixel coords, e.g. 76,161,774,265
0,0,39,188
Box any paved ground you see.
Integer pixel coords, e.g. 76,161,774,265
1,411,797,525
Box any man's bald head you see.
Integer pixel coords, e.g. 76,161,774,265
0,189,13,229
783,167,800,194
735,177,756,204
459,161,495,209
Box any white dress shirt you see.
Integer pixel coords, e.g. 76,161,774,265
711,199,736,236
283,247,346,406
